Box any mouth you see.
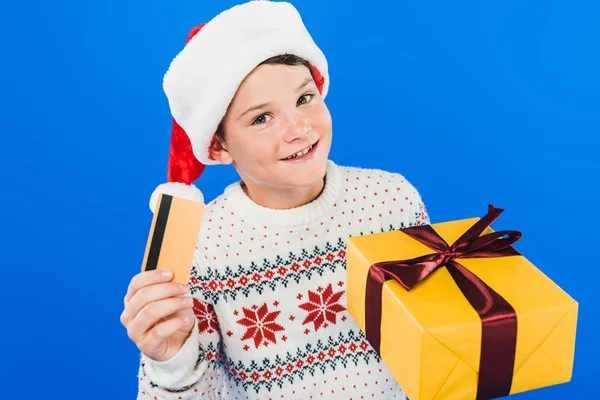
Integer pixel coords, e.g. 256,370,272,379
281,140,319,161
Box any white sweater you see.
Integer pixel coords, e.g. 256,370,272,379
137,160,430,400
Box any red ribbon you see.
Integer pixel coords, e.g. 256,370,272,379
366,205,522,400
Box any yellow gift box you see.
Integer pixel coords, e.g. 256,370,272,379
346,205,578,400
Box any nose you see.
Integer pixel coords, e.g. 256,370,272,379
281,111,311,143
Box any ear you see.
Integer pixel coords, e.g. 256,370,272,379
209,136,234,165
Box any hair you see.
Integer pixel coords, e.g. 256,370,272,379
214,54,311,142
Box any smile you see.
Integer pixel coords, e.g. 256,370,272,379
281,141,318,160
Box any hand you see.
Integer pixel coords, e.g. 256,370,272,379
120,269,195,362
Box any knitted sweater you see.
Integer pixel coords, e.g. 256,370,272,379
137,160,430,400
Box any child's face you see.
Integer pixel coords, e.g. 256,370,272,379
212,62,332,196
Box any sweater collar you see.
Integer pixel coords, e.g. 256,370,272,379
223,160,342,228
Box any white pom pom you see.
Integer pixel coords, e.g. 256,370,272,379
149,182,205,213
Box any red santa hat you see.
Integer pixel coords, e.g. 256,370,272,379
149,0,330,212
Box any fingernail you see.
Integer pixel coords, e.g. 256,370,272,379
180,284,190,292
183,297,194,306
161,270,173,278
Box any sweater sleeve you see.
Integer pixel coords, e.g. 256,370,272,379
392,172,431,227
136,261,223,399
412,190,430,226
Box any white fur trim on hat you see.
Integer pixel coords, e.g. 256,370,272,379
149,182,205,213
163,1,329,166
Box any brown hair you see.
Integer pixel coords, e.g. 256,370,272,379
214,54,310,142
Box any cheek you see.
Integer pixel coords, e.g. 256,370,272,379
235,134,279,163
312,105,332,135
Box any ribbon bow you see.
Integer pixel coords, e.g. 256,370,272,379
365,205,522,400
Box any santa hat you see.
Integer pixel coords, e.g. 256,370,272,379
149,0,330,212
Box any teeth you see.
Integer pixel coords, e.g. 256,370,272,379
285,144,313,160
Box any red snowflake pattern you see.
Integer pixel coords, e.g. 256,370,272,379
298,284,346,331
192,298,219,334
236,303,285,348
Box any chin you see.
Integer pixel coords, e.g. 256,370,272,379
288,159,328,188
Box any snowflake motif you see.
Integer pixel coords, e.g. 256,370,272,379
298,284,346,331
192,298,219,334
236,303,285,349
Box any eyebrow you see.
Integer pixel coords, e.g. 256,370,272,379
237,77,315,120
237,102,271,120
296,77,314,92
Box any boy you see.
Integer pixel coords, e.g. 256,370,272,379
120,1,430,399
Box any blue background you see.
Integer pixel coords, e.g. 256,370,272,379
1,0,598,398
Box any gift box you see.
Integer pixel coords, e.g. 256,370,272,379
141,194,205,285
346,205,578,400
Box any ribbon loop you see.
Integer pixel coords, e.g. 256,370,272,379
461,230,522,258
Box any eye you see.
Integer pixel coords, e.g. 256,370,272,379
297,93,314,106
252,114,272,125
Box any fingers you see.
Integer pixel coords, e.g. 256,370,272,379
140,310,195,348
126,297,194,343
121,281,190,325
124,269,174,305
